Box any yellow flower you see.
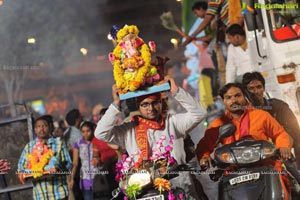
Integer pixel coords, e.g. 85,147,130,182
116,25,139,42
28,150,54,178
154,178,171,193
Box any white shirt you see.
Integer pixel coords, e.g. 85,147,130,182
63,126,81,148
226,43,253,83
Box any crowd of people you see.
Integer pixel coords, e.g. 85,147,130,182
0,1,299,200
11,70,300,200
15,107,122,200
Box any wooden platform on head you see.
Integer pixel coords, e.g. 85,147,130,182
119,82,170,100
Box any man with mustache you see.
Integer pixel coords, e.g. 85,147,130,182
18,115,72,200
242,71,300,167
196,82,291,169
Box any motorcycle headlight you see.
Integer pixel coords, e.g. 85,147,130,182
217,147,275,164
232,147,261,164
215,140,276,165
232,145,275,164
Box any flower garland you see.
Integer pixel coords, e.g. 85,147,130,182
27,142,54,179
116,25,139,43
28,150,54,178
113,43,152,92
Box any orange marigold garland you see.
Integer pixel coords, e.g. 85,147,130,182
27,141,54,178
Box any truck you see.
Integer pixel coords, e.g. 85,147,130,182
242,0,300,120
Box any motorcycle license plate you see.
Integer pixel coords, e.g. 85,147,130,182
229,173,260,185
137,194,164,200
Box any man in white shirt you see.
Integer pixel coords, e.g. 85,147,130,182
95,77,207,199
225,24,253,83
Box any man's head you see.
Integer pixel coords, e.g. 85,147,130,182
219,83,248,115
192,1,208,18
225,24,246,46
42,114,54,134
34,115,52,140
136,92,162,121
242,72,265,105
65,109,83,128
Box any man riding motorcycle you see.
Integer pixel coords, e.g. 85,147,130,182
196,83,291,199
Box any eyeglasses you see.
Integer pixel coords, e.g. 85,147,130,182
139,100,161,109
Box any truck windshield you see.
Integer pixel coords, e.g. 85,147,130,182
266,0,300,42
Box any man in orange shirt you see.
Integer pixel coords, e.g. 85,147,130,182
196,82,291,168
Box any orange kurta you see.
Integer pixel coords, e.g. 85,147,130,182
196,108,291,160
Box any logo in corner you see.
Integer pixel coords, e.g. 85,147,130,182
241,2,255,14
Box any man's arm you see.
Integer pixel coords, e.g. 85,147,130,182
17,143,30,184
94,85,131,147
183,14,215,46
196,126,219,164
166,75,207,136
94,103,130,147
265,112,291,160
225,44,237,83
277,102,300,147
18,144,30,172
196,34,214,42
69,147,79,189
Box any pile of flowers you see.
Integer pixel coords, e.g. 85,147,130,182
115,135,185,200
27,140,54,178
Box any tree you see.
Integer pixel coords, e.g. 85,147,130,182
0,0,101,114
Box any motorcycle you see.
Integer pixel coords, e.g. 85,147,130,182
208,123,300,200
110,159,188,200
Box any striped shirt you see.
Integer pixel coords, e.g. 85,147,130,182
207,0,229,26
18,137,72,200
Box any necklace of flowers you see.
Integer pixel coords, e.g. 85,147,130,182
28,143,54,178
112,25,153,92
113,43,152,92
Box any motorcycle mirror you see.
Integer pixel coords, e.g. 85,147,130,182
215,123,236,145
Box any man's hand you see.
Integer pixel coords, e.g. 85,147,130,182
68,179,74,190
182,35,195,46
112,85,122,107
164,75,178,95
199,157,212,170
18,173,25,184
279,147,291,161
